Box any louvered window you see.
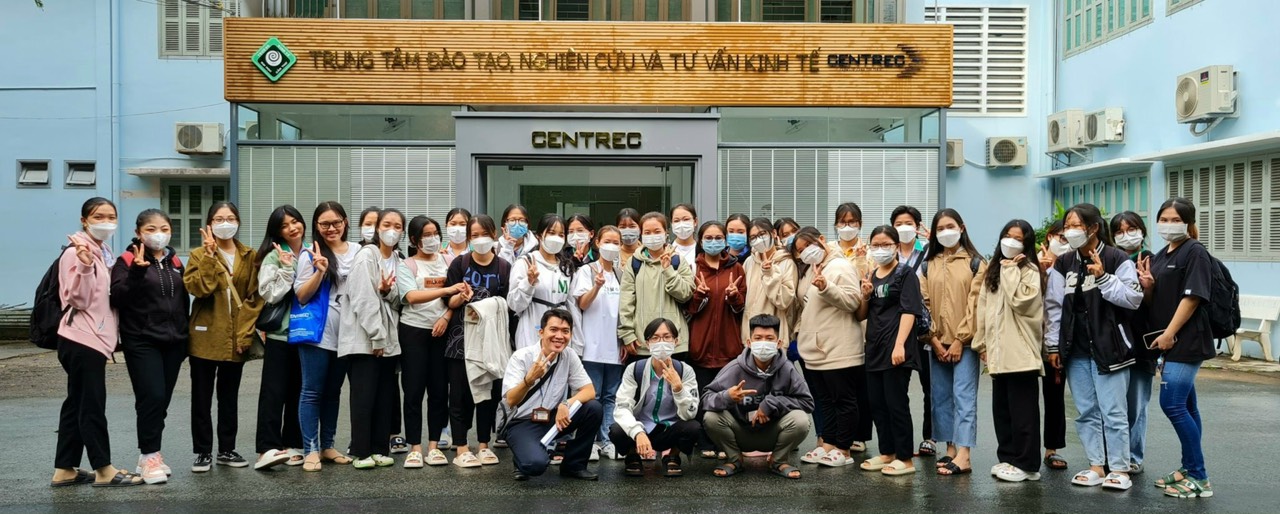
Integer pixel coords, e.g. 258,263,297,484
925,5,1028,116
350,148,457,229
1167,0,1204,16
160,0,239,58
1055,172,1151,243
1167,153,1279,261
1061,0,1152,57
719,148,938,240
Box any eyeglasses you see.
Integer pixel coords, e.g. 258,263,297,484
648,336,675,343
507,218,528,224
317,220,345,230
212,217,238,224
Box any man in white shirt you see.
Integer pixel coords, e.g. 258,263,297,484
502,308,601,481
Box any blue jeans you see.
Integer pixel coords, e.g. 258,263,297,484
1127,368,1154,465
1160,361,1207,480
1066,357,1130,471
583,362,624,444
930,347,980,448
298,345,347,454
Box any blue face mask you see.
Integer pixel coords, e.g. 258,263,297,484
701,238,727,255
783,234,796,248
507,221,528,239
726,233,748,252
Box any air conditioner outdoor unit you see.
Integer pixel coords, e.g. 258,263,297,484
1047,109,1085,153
175,123,225,155
986,137,1027,168
1175,65,1237,123
1084,108,1125,146
244,122,259,139
945,139,964,168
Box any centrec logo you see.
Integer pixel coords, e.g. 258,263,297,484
252,37,296,83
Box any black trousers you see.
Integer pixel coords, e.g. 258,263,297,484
347,354,400,459
993,371,1042,473
803,366,861,450
190,356,245,455
609,420,700,459
691,364,723,451
507,400,603,476
122,338,186,454
851,365,873,441
868,367,914,459
55,340,111,470
399,323,450,445
448,358,500,446
1042,363,1067,450
255,338,303,453
915,354,933,441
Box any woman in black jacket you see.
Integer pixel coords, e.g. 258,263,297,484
1110,211,1155,475
109,209,190,485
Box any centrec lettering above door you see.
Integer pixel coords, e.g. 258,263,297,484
532,131,641,150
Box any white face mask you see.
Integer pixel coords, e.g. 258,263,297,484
750,341,779,362
446,225,468,245
1157,223,1188,243
418,235,441,254
870,247,898,266
642,233,666,252
87,222,117,242
1115,231,1144,251
649,342,675,360
470,236,496,255
895,225,917,243
541,235,565,254
598,243,621,262
672,221,696,240
750,235,772,253
567,232,591,250
1000,238,1024,259
360,226,377,243
212,222,239,241
799,244,825,266
143,232,171,251
837,225,860,242
1049,239,1072,256
1064,228,1089,250
379,229,401,247
937,229,962,249
620,228,641,245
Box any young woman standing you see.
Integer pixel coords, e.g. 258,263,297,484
687,221,748,459
827,203,872,277
616,208,644,268
1045,203,1142,491
1111,211,1156,475
498,204,538,263
890,205,933,457
567,214,597,268
1038,218,1070,471
442,207,472,265
919,209,986,476
742,218,796,346
1138,198,1215,499
293,201,360,471
184,201,264,472
972,219,1045,483
343,209,405,469
111,209,190,484
508,213,575,351
859,225,922,477
572,226,625,461
253,205,307,470
791,227,866,469
670,204,699,267
52,198,145,488
725,214,752,263
618,212,695,363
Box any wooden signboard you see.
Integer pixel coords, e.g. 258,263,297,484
225,18,952,107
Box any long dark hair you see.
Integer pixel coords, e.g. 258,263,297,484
470,214,499,253
985,219,1040,293
834,202,863,226
376,208,406,254
790,226,824,275
567,214,597,265
695,221,728,256
535,213,576,277
1065,203,1114,247
255,204,305,267
312,201,348,282
925,208,983,263
502,204,529,226
406,215,441,258
1158,197,1200,240
446,207,472,227
358,206,381,244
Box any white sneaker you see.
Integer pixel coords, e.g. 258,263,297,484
254,449,291,471
138,454,168,485
477,448,500,465
995,465,1031,482
590,444,601,462
156,452,172,476
425,449,448,466
801,447,829,464
991,462,1013,476
599,442,618,460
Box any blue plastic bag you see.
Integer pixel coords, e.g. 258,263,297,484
287,276,330,346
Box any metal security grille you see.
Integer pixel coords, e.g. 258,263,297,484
925,5,1028,116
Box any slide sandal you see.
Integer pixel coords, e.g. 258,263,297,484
50,469,93,487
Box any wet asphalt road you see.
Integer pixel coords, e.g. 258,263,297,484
0,352,1275,514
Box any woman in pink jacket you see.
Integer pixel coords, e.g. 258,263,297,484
51,197,144,488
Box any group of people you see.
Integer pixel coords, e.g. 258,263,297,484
48,195,1214,499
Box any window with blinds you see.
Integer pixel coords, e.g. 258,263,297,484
925,5,1028,116
1062,0,1152,57
350,148,457,228
1055,172,1150,229
719,148,939,239
1167,153,1280,261
160,0,238,58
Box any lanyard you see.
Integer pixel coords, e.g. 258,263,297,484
649,367,671,427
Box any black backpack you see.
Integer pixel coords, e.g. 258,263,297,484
632,357,685,403
1197,243,1241,339
30,249,70,350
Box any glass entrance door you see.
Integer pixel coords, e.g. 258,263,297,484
482,161,693,223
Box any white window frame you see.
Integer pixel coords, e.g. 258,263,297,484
17,160,51,188
1063,0,1152,58
1166,0,1203,16
161,180,231,256
159,0,239,58
1166,152,1279,262
925,5,1029,117
65,161,97,188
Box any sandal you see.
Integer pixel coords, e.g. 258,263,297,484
662,456,683,478
1102,472,1133,491
713,461,741,477
92,470,144,488
860,457,889,471
624,458,644,477
453,452,482,468
849,442,867,453
937,461,972,476
935,455,954,468
425,449,448,466
800,447,828,464
917,440,937,457
1044,454,1068,470
1072,469,1104,487
700,450,718,460
1154,468,1187,488
770,462,801,480
881,459,916,476
404,451,424,469
321,450,352,465
50,468,93,487
302,454,322,472
1164,477,1213,498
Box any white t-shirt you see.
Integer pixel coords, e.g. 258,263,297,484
508,253,571,351
219,247,236,270
398,255,448,330
673,241,696,268
501,345,592,421
294,243,361,352
570,262,621,365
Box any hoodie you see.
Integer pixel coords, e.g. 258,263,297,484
618,246,695,354
338,244,402,358
498,232,539,264
111,246,190,346
57,234,118,358
741,249,797,344
700,349,814,426
687,253,747,369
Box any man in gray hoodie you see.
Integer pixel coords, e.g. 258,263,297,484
701,315,814,479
